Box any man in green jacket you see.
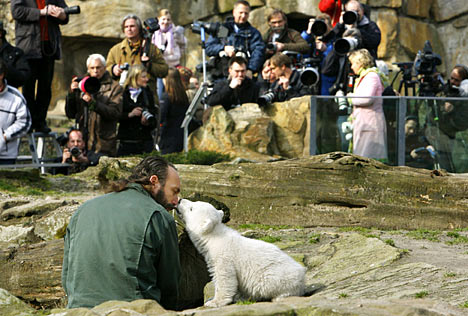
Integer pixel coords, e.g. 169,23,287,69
62,156,181,310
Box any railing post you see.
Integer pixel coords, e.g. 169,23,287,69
309,96,317,156
397,97,407,166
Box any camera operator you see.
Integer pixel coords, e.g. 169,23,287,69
106,14,168,103
65,54,123,157
205,0,265,79
11,0,70,133
264,52,312,104
205,56,259,111
331,0,381,59
57,129,101,175
0,21,30,89
424,65,468,172
263,9,309,60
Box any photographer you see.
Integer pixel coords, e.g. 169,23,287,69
266,52,312,103
65,54,123,157
57,129,101,175
205,0,265,79
263,9,309,60
424,65,468,172
331,0,380,59
106,14,168,103
11,0,70,133
117,64,158,156
205,56,259,111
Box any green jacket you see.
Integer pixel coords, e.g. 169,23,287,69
62,183,180,310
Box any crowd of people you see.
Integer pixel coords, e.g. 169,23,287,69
0,0,466,173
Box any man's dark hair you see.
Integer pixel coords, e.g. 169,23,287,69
110,156,176,192
270,53,291,68
229,56,248,68
121,14,144,35
454,65,468,81
267,9,287,24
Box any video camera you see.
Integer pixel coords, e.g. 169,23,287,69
144,17,160,34
191,21,229,38
413,40,444,96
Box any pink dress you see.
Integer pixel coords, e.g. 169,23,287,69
349,70,388,160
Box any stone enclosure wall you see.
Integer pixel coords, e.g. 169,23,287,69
0,0,467,110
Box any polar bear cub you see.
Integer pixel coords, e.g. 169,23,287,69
177,199,306,307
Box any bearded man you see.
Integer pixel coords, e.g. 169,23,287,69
62,156,181,310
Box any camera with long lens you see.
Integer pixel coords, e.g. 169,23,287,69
343,10,358,24
70,146,81,158
299,57,320,86
413,40,443,96
74,76,101,94
311,19,328,37
119,63,130,71
144,17,160,34
257,89,277,107
334,36,360,55
266,42,277,52
191,21,229,38
64,5,80,15
141,108,156,125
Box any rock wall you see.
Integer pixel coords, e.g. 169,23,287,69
1,0,467,109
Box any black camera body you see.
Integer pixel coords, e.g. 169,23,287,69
266,42,277,51
191,21,229,38
343,10,358,24
70,146,81,158
119,63,130,71
258,89,277,107
311,19,328,37
64,5,80,15
414,41,442,76
144,17,160,34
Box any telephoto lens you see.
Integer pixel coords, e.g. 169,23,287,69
64,6,80,15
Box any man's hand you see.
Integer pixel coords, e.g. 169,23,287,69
62,148,71,163
128,107,143,118
81,92,92,103
275,42,285,52
141,55,150,62
315,40,327,52
246,70,253,79
229,77,243,89
279,76,290,90
141,115,149,126
48,5,66,20
306,18,315,35
70,77,79,91
224,46,236,58
113,64,123,77
443,102,454,113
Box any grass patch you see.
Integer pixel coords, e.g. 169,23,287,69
415,291,428,298
0,169,52,196
236,299,256,305
338,227,373,234
238,224,301,230
444,272,456,278
406,229,440,242
139,149,231,165
461,301,468,308
309,233,321,244
260,236,282,243
446,231,468,245
338,293,348,298
384,239,395,247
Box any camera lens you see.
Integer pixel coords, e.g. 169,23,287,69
70,147,81,157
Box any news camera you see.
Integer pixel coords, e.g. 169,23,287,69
191,21,229,38
413,40,444,96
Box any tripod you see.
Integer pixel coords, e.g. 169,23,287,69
181,26,210,152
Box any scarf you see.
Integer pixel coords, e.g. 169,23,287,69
354,66,389,93
152,23,174,54
129,87,142,103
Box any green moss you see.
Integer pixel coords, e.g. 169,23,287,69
384,239,395,247
415,291,429,298
446,232,468,245
309,233,321,244
407,229,440,242
260,236,282,243
444,272,456,278
0,169,53,196
138,149,231,165
236,299,256,305
338,293,348,298
461,301,468,308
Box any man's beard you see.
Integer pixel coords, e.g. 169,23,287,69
153,188,174,210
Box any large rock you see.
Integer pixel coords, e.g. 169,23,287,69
0,288,35,316
433,0,468,22
403,0,434,18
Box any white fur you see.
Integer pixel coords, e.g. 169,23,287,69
177,199,306,308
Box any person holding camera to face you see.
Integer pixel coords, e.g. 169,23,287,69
331,0,380,59
106,14,168,104
263,9,309,60
205,0,265,79
65,54,123,157
11,0,70,134
117,64,158,156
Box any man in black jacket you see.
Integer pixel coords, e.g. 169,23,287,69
0,21,30,88
205,56,259,111
11,0,69,133
267,53,312,103
332,0,381,59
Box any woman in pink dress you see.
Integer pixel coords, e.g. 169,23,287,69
347,48,388,161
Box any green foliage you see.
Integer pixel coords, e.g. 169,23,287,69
461,301,468,308
415,291,429,298
384,239,395,247
338,293,349,298
446,232,468,245
406,229,440,242
139,149,231,165
444,272,456,278
260,235,282,243
236,299,256,305
309,233,321,244
0,170,51,195
339,227,373,234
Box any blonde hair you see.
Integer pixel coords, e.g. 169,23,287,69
348,48,374,70
124,64,147,89
158,9,171,18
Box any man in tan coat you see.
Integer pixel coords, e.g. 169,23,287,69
106,14,168,104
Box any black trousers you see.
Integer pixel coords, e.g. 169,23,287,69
23,55,55,128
